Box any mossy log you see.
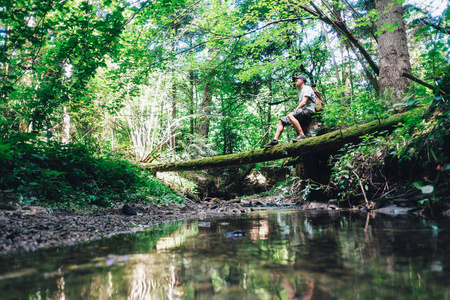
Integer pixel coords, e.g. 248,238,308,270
144,110,415,172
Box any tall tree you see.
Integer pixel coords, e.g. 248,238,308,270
375,0,412,100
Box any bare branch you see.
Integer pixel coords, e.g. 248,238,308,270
402,72,435,90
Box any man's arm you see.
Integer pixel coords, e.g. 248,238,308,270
296,95,309,109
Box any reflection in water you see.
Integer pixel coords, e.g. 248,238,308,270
250,218,269,241
0,210,450,299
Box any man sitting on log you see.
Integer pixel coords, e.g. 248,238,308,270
264,75,316,147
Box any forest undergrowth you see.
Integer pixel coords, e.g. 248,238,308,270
0,133,184,210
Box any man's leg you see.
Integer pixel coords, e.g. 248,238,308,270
274,120,285,140
287,114,305,136
264,121,285,147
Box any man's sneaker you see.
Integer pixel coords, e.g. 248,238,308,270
292,135,306,142
264,139,279,147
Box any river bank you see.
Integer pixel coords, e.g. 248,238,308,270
0,196,298,256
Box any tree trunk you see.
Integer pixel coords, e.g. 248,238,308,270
375,0,412,100
189,71,195,135
62,106,70,145
341,40,352,100
265,78,273,145
171,81,177,149
197,82,212,138
145,110,415,172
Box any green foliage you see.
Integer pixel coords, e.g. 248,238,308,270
412,181,436,205
320,89,387,129
329,133,391,201
375,21,399,35
329,101,450,203
273,176,322,201
0,0,141,135
275,176,301,199
389,104,450,164
406,1,449,96
0,134,184,209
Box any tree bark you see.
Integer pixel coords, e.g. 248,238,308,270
197,82,212,138
145,109,416,172
375,0,412,100
402,72,435,91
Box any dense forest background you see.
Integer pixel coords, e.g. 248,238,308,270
1,0,449,209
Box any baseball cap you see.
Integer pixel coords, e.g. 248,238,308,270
292,75,307,83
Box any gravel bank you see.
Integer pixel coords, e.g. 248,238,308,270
0,202,209,256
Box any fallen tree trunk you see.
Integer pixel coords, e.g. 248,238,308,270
144,110,417,172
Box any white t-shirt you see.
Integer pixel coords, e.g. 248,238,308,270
299,85,316,111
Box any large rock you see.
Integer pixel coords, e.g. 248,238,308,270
121,204,137,215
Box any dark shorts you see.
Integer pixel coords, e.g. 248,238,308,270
280,108,315,126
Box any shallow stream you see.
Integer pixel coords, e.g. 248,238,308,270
1,209,449,299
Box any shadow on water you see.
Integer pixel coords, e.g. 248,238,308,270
1,209,450,299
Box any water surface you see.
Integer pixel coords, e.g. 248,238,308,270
1,209,449,299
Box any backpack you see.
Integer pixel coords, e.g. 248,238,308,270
314,89,325,112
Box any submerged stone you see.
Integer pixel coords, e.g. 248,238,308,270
224,230,245,237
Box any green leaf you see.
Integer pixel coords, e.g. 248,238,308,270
412,181,423,189
430,148,438,162
418,199,429,205
0,153,13,160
